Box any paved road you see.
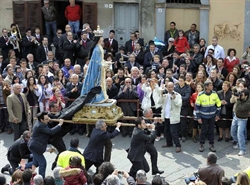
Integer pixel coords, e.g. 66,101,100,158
0,132,249,185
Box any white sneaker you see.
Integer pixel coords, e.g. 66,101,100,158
155,137,160,142
238,150,247,156
233,144,239,150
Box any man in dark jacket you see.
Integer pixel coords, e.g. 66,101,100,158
28,111,63,178
36,36,52,63
190,44,203,69
103,30,119,56
41,0,57,43
117,77,139,137
209,68,223,91
0,28,11,60
62,32,77,65
65,74,83,135
164,22,178,44
83,120,121,172
76,31,93,67
143,108,164,175
128,117,156,179
1,131,32,175
174,76,191,142
184,24,200,48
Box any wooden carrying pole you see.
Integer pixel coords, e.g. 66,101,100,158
49,119,135,127
49,116,161,127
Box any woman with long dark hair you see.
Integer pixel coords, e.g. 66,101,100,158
23,76,38,129
80,27,112,103
36,75,52,111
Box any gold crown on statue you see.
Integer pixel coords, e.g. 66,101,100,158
93,25,104,37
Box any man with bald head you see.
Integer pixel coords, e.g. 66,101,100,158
65,74,83,135
106,77,118,99
7,84,30,141
161,82,182,153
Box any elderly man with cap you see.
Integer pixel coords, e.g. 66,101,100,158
195,80,221,152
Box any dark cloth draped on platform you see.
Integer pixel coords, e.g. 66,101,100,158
55,86,101,120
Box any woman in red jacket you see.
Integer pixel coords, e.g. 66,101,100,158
224,48,240,73
190,83,204,143
60,156,87,185
174,30,190,54
49,87,65,111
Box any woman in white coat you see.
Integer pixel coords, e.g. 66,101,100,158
141,77,163,140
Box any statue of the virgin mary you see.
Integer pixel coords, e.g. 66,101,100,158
80,26,112,103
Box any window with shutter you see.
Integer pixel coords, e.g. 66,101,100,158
83,3,97,30
13,1,42,36
166,0,201,4
13,1,26,35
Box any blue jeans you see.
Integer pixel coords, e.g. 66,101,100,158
231,116,247,152
30,150,46,178
45,21,57,42
68,20,79,34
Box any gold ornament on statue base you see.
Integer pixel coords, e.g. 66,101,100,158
72,99,123,124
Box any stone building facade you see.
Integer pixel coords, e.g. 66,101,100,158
0,0,249,56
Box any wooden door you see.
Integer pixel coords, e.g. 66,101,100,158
13,1,42,36
83,3,97,30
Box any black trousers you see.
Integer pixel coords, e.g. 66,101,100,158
129,158,149,179
164,118,173,145
0,104,11,131
49,136,67,170
170,123,181,147
200,117,215,144
180,107,189,137
104,139,112,162
12,115,27,141
145,142,158,173
85,158,102,174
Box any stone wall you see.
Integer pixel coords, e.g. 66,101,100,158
0,0,13,30
209,0,245,57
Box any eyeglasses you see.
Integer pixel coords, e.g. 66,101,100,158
57,32,62,34
125,82,131,83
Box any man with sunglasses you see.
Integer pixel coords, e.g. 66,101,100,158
1,131,33,175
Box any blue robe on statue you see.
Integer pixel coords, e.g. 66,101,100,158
81,45,108,103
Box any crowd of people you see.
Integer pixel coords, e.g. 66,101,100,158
0,0,250,184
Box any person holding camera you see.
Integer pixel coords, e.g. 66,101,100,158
161,82,182,153
195,80,221,152
230,88,250,156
